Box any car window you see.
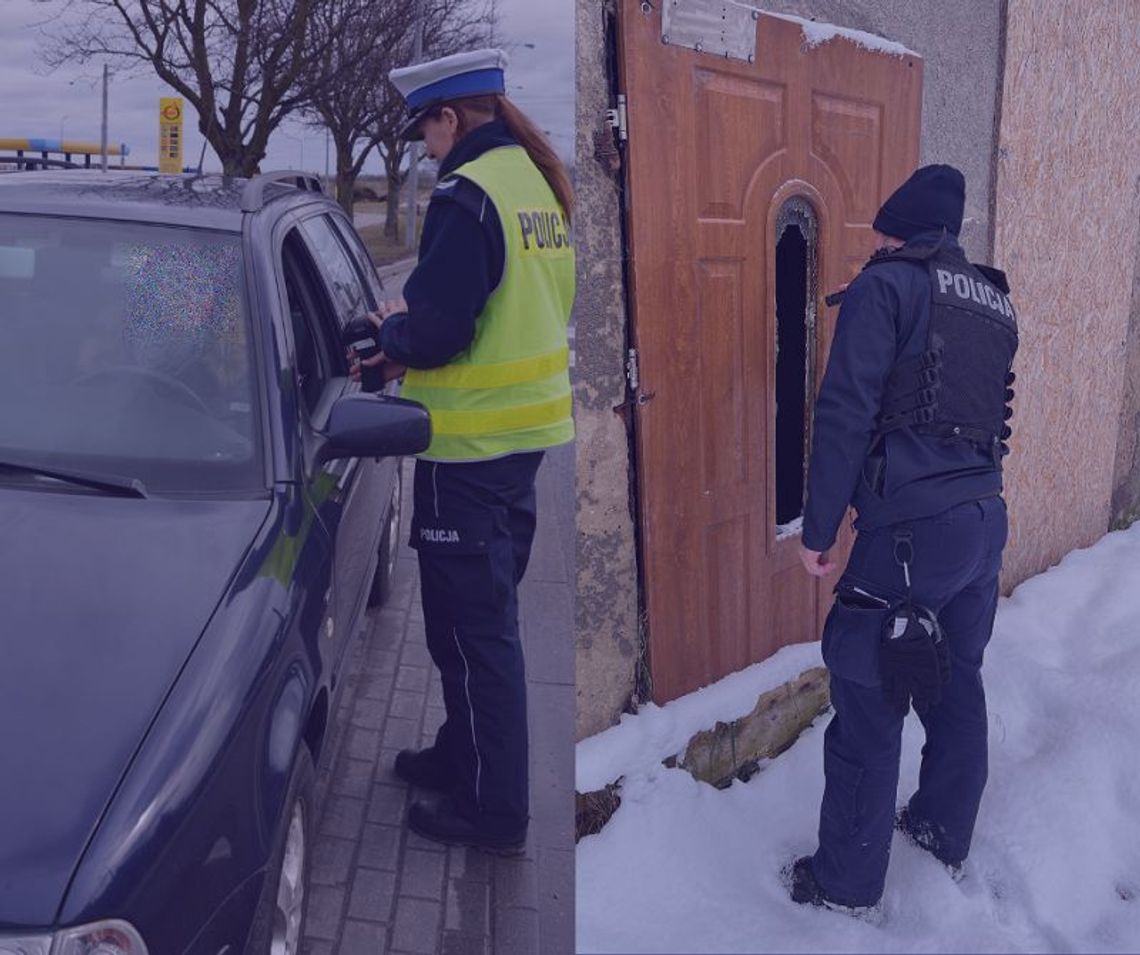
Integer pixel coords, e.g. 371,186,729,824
281,229,343,418
298,215,373,328
0,214,262,494
329,214,385,304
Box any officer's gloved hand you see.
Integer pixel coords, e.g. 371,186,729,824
879,605,944,716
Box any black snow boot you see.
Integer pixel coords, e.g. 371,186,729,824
896,808,964,881
786,857,882,921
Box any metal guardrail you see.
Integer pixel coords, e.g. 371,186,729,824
0,155,80,171
0,138,129,157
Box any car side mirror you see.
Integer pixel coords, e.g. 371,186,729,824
317,393,430,464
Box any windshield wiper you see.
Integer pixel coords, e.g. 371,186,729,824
0,456,148,498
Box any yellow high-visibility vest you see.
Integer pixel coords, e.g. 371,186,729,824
400,145,575,461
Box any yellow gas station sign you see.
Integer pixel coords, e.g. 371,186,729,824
159,97,183,173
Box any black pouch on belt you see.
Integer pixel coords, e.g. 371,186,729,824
879,601,948,716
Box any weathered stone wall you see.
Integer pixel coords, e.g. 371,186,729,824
1111,224,1140,528
757,0,1004,263
574,0,641,740
993,3,1140,585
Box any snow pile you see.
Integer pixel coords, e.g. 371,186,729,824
776,516,805,542
726,4,918,58
577,524,1140,953
577,641,823,793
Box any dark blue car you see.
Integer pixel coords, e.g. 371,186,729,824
0,171,429,955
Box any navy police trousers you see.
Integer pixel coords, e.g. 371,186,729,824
410,452,543,835
812,496,1008,906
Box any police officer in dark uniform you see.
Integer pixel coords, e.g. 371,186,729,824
352,50,575,854
789,165,1018,910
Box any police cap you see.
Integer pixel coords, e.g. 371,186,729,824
389,48,509,141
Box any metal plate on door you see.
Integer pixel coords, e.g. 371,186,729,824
660,0,759,62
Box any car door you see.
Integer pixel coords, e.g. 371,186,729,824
295,213,396,653
276,226,360,688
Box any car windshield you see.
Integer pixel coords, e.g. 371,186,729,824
0,214,262,493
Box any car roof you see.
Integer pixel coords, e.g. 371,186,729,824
0,170,328,232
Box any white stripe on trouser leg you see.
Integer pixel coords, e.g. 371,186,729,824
452,626,482,811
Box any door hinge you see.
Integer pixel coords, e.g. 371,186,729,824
607,94,628,143
614,348,655,428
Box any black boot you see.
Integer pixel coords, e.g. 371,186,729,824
789,856,825,906
786,857,882,920
896,808,964,881
393,747,453,792
408,799,527,856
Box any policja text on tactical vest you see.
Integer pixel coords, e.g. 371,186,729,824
935,268,1015,319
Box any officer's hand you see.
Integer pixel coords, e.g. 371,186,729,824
348,348,390,381
367,296,409,329
380,360,407,383
798,543,837,577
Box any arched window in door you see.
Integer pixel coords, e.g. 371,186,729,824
774,198,819,536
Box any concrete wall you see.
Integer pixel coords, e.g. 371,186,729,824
757,0,1004,263
574,0,641,740
993,3,1140,586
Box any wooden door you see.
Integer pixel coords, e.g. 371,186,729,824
618,2,923,703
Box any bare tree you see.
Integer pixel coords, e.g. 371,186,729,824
296,0,494,231
297,0,403,219
36,0,361,177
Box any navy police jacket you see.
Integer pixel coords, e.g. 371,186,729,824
378,121,511,368
802,231,1005,552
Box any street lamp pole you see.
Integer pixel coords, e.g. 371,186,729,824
100,63,109,172
404,0,426,249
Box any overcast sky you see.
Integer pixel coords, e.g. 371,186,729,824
0,0,574,174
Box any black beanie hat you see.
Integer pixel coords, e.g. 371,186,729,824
872,164,965,240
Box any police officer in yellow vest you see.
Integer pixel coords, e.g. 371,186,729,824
352,49,574,854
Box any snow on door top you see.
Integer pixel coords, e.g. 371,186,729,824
661,1,919,61
763,8,919,57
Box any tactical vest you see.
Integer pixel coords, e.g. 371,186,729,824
866,238,1019,462
400,145,575,461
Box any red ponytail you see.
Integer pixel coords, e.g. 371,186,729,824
444,94,574,222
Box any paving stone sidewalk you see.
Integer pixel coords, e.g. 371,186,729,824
301,441,576,955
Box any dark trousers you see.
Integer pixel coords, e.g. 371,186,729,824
410,452,543,834
812,497,1008,906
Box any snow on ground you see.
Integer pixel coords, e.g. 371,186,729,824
577,524,1140,953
